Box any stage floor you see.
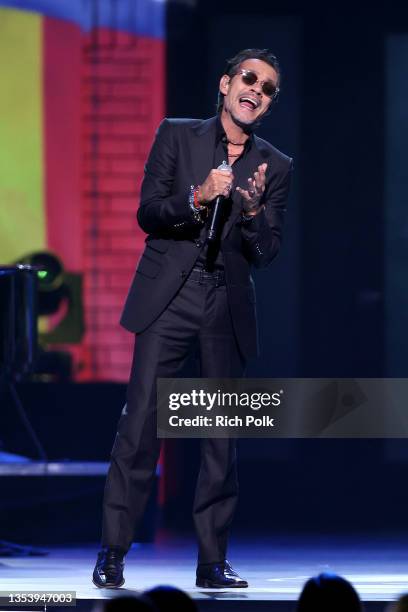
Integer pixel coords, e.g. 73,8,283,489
0,532,407,610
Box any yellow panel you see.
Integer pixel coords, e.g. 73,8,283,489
0,8,44,263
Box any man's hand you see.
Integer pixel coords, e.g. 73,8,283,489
236,163,268,216
198,168,234,204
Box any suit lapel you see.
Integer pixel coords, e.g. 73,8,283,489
191,117,217,186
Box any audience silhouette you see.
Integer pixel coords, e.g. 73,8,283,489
296,571,363,611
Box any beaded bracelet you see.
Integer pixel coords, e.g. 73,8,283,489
241,205,265,223
189,185,206,223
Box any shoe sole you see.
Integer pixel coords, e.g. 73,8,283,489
196,579,248,588
92,578,125,589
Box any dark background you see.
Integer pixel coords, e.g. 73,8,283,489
168,0,399,379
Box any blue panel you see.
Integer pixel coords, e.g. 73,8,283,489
0,0,165,39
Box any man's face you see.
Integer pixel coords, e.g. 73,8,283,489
219,58,279,127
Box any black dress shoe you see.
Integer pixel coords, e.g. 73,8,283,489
92,546,126,588
196,560,248,588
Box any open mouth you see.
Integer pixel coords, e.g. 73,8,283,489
239,96,259,111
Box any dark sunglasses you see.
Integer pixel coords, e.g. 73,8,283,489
235,69,279,100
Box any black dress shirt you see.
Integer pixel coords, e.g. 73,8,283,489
196,115,253,271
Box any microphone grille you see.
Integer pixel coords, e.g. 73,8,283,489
217,160,232,173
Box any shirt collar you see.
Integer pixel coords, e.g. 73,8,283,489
215,114,253,151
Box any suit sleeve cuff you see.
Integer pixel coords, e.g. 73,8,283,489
240,209,265,233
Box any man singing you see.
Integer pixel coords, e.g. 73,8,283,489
93,48,293,589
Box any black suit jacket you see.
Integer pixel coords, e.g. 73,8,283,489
120,116,293,359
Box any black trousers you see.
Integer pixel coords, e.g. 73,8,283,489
101,268,246,564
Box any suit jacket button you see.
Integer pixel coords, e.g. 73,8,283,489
195,240,202,248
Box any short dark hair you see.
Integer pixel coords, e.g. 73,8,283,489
217,48,281,112
297,573,362,612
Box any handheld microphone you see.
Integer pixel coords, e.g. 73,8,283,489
207,161,233,243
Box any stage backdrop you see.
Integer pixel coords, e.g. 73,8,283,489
0,0,165,381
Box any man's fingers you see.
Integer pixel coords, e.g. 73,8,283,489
214,169,233,179
256,164,267,186
254,167,266,190
208,171,234,197
236,164,268,205
254,172,263,190
236,186,251,201
255,178,265,191
247,177,259,196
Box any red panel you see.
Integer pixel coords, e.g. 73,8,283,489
80,30,165,382
43,22,165,382
43,17,83,271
